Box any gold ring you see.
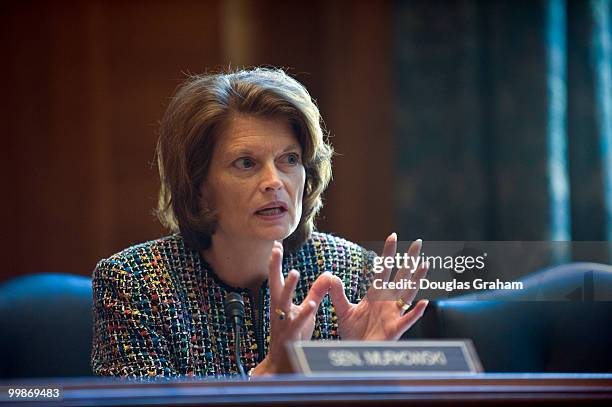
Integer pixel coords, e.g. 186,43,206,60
275,308,286,320
395,298,412,312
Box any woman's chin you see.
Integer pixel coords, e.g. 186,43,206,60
254,225,294,242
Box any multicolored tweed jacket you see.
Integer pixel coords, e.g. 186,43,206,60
91,232,375,377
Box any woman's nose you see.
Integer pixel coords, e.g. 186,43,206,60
260,163,283,192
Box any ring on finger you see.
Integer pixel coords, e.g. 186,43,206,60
275,308,287,320
395,298,412,313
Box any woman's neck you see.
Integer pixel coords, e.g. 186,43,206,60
202,234,275,291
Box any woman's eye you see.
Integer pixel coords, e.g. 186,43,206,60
234,157,255,169
285,153,301,166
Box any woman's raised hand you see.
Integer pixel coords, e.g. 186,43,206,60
328,233,429,341
251,241,332,375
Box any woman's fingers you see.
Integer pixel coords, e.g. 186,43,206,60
273,269,330,339
291,300,317,330
278,270,331,316
268,241,285,304
279,269,300,311
398,261,429,306
328,275,352,317
387,238,429,309
394,239,422,283
379,233,398,283
395,299,429,337
302,272,332,309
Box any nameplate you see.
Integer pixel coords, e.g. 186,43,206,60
287,340,483,376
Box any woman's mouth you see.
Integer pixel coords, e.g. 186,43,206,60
255,206,287,220
256,207,287,217
255,201,289,220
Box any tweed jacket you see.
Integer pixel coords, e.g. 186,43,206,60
91,232,375,377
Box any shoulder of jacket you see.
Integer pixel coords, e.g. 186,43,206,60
306,231,373,255
94,234,185,279
289,232,376,268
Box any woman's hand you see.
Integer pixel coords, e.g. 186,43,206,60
251,241,332,376
328,233,429,341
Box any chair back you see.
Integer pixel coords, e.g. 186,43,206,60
0,273,93,378
423,262,612,372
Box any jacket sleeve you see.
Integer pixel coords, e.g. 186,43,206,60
91,257,178,377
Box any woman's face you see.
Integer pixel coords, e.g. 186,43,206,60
202,114,306,244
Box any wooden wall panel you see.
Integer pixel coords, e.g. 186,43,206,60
3,2,97,280
2,0,224,280
1,0,393,281
320,0,394,242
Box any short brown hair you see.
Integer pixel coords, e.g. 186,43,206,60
156,68,333,252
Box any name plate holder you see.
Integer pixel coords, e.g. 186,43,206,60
287,340,483,377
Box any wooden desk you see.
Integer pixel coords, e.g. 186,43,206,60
3,373,612,406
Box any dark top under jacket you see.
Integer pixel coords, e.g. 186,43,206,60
91,232,375,377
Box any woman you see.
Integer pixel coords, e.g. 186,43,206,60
91,68,429,377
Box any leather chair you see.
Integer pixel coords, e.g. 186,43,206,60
0,273,93,378
414,262,612,372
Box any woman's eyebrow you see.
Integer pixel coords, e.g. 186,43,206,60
225,143,301,158
222,144,256,159
282,144,302,152
225,148,254,157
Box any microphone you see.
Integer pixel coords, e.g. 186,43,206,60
224,292,247,378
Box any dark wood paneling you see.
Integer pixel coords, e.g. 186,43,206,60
320,0,394,242
2,0,224,280
1,0,393,281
